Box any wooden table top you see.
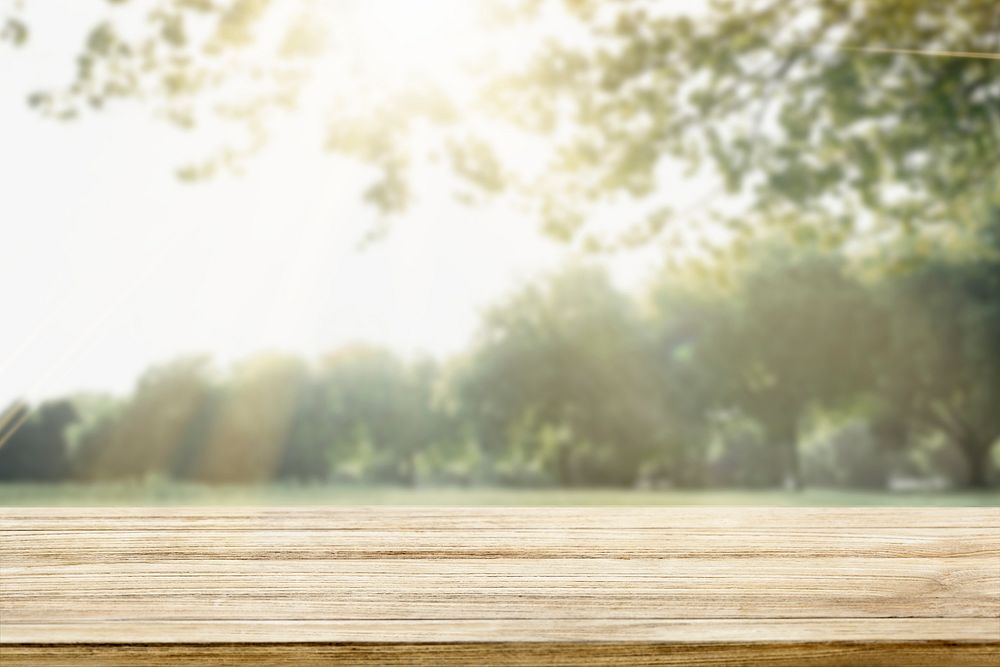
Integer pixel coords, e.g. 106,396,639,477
1,507,998,665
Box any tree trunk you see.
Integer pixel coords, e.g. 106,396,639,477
401,451,417,488
784,439,802,491
960,437,992,488
555,444,574,487
775,419,802,491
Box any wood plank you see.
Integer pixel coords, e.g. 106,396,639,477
3,528,996,562
3,641,1000,667
4,618,1000,644
3,557,997,620
3,506,997,530
1,507,998,666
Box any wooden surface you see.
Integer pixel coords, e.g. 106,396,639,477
1,507,998,665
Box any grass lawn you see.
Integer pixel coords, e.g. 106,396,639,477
0,482,997,506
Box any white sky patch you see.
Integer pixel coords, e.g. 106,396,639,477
0,103,575,404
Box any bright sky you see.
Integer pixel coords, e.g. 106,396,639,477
0,1,703,407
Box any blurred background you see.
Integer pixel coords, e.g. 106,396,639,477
1,0,998,504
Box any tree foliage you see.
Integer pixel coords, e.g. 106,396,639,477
8,0,998,247
876,221,1000,487
702,247,884,487
0,400,75,481
457,266,667,486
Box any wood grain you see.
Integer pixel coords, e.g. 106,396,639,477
2,642,998,667
1,507,998,665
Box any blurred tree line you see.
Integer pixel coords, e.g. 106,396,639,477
3,224,998,489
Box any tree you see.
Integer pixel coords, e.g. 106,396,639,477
0,400,76,482
458,265,671,486
75,356,216,480
274,373,333,482
7,1,997,248
193,353,308,483
318,346,448,486
877,224,1000,487
697,246,884,488
705,415,776,488
645,277,735,486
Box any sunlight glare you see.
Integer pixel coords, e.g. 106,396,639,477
347,0,484,86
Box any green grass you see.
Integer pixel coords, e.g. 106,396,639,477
0,482,997,506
